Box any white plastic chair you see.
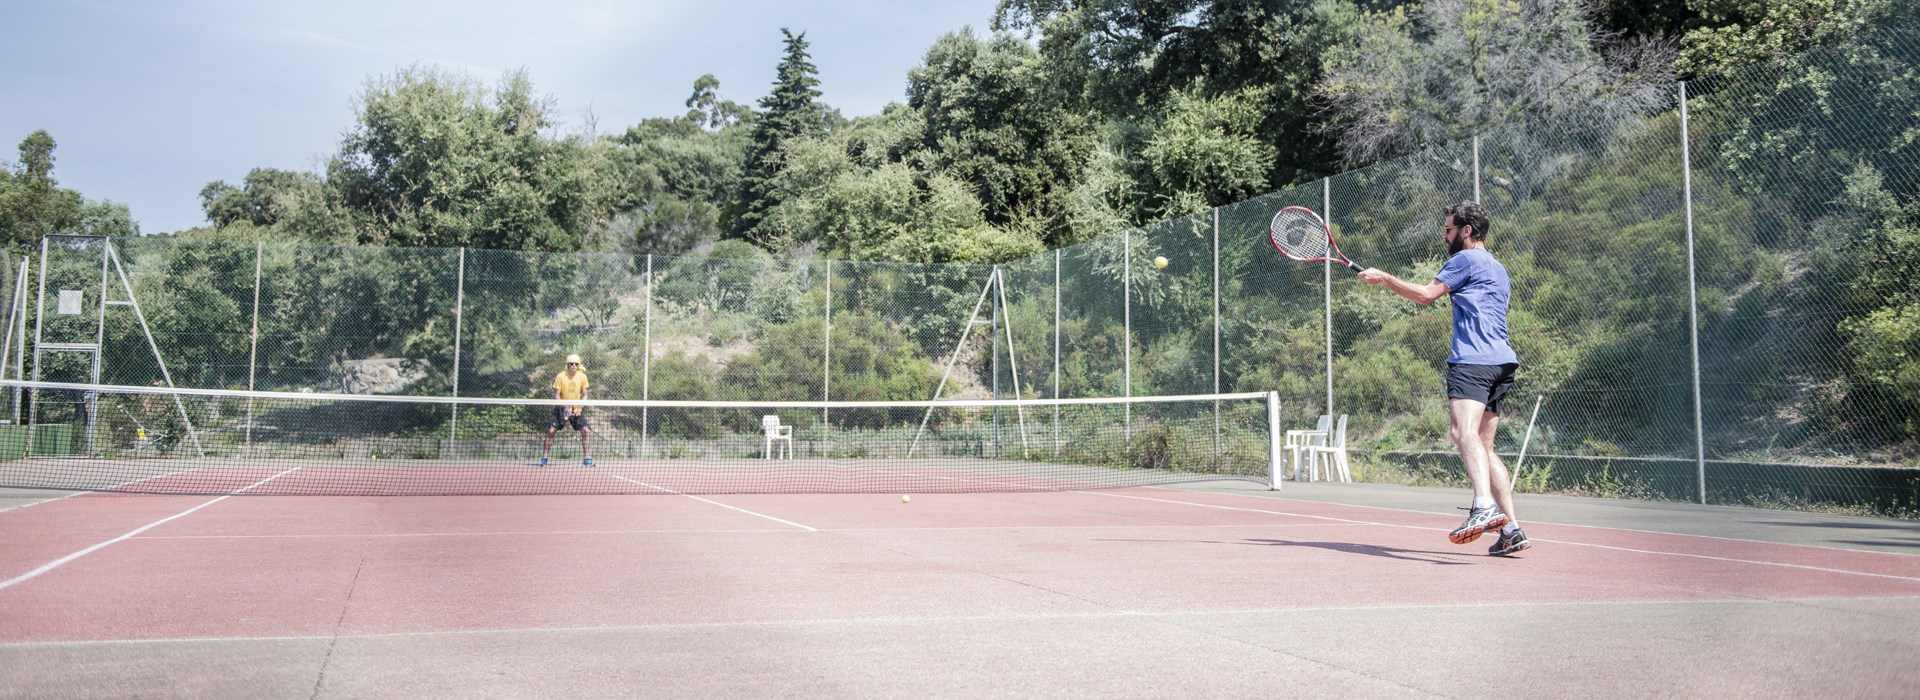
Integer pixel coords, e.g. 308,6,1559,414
1303,414,1352,482
762,415,792,459
1286,415,1332,481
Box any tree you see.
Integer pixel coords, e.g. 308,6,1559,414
1132,86,1278,219
683,74,753,130
603,77,758,255
1317,0,1675,166
905,30,1097,243
323,66,614,251
0,131,85,251
1678,0,1916,78
732,29,830,246
993,0,1371,191
199,168,323,228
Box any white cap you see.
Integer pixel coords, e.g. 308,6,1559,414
565,354,582,365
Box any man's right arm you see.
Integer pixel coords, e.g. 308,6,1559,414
1359,268,1450,306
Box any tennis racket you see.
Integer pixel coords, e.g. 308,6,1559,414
1269,206,1363,273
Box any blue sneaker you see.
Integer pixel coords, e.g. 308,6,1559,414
583,458,595,467
538,457,548,467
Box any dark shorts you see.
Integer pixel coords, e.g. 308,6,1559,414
1446,363,1518,415
550,406,589,431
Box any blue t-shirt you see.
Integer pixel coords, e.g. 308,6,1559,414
1434,249,1518,366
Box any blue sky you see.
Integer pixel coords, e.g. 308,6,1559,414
0,0,1002,234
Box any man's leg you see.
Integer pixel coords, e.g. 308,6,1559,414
1447,397,1509,544
1449,398,1493,500
1479,412,1518,526
578,419,592,464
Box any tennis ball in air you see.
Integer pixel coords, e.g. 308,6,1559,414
1153,256,1168,269
901,495,911,504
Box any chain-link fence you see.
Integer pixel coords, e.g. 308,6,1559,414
7,23,1918,511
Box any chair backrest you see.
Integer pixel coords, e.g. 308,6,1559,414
1315,414,1332,432
1329,414,1348,448
762,415,781,430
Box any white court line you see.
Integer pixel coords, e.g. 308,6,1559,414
0,466,306,591
1093,490,1920,584
602,473,817,531
8,594,1918,650
130,522,1348,540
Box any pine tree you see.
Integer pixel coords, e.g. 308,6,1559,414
730,28,826,245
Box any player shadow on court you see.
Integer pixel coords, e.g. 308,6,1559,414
1240,538,1474,565
1092,538,1471,565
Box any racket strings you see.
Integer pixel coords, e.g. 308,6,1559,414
1270,210,1332,260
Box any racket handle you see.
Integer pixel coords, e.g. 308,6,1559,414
1345,261,1365,273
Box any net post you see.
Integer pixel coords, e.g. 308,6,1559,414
1053,248,1060,457
1123,228,1131,444
1267,391,1283,491
1680,80,1706,505
247,242,262,454
449,247,465,446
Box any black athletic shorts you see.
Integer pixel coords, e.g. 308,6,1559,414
1446,363,1518,415
550,406,589,431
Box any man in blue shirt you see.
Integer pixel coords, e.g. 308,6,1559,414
1357,201,1530,556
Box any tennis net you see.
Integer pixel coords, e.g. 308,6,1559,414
0,380,1280,496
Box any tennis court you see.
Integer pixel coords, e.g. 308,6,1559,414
4,479,1917,697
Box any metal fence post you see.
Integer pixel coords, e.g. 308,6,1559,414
247,242,262,453
449,247,465,444
1473,135,1482,203
1053,248,1060,456
1680,81,1707,505
822,260,831,456
641,253,652,457
1323,178,1334,420
1213,207,1221,465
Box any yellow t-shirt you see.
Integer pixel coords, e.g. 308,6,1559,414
552,369,589,412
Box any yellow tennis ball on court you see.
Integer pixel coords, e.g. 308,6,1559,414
901,495,911,504
1153,256,1168,269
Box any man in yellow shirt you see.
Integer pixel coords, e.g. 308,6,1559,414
540,354,593,467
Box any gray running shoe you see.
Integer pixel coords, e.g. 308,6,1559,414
1448,506,1510,544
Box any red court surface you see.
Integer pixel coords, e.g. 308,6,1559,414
3,481,1918,697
